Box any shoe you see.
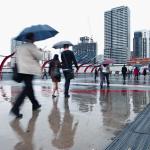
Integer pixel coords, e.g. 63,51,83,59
65,95,70,98
52,95,57,98
10,109,23,119
32,104,41,111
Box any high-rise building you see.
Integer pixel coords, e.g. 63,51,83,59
104,6,130,64
73,36,97,64
133,30,150,58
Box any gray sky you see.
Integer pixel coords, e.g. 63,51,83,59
0,0,150,56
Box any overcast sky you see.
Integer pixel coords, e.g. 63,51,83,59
0,0,150,56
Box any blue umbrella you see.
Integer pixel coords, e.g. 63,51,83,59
15,24,58,41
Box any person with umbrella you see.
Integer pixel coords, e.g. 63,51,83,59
61,44,78,98
10,33,43,118
10,24,58,118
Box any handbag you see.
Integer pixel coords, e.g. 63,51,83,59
12,63,23,83
65,69,74,80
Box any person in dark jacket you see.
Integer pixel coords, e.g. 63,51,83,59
61,44,78,98
142,68,147,80
121,65,127,84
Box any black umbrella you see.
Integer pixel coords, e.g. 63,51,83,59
52,41,73,49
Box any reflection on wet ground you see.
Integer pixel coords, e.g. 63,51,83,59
0,76,150,150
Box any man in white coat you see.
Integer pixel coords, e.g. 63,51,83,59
10,33,43,118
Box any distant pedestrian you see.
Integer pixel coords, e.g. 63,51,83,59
61,44,78,98
127,69,131,79
94,68,98,82
121,65,127,84
49,54,61,98
100,64,110,88
99,65,103,87
142,68,147,80
134,67,139,80
42,68,48,80
10,32,42,118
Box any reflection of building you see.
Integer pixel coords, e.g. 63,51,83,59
104,6,130,64
133,30,150,58
99,90,130,129
132,91,149,113
73,36,97,64
72,92,97,113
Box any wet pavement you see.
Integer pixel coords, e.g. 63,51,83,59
0,74,150,150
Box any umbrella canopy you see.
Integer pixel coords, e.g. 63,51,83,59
15,24,58,41
101,58,116,64
52,41,73,49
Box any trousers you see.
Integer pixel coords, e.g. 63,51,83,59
12,74,40,113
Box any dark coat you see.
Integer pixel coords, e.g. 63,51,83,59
122,66,127,74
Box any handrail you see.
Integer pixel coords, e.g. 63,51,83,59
0,53,15,80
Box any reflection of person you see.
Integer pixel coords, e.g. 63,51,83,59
100,64,110,88
49,54,61,98
48,97,61,137
10,111,40,150
42,68,48,80
100,89,129,128
61,44,78,98
52,100,78,149
10,33,42,118
0,85,9,101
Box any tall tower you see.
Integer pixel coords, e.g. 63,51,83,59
133,30,150,58
104,6,130,64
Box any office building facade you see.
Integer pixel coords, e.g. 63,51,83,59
133,30,150,58
104,6,130,64
73,36,97,64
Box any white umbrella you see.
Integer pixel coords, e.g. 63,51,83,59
52,41,73,49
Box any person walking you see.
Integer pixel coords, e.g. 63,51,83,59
61,44,78,98
121,65,127,84
100,64,110,88
134,67,139,80
49,54,61,98
142,68,147,80
42,68,48,80
99,65,103,88
10,32,43,118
